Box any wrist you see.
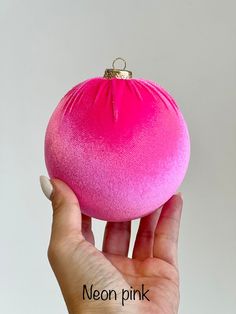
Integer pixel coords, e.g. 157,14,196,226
70,299,141,314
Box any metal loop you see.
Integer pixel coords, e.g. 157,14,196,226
112,57,126,70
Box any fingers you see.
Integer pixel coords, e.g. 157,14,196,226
46,177,83,244
132,208,161,261
82,214,95,245
153,194,183,268
102,221,131,256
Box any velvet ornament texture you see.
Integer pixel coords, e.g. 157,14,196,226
45,77,190,221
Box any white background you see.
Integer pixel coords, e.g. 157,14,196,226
1,1,236,313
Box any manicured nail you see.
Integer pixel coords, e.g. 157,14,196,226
40,175,53,200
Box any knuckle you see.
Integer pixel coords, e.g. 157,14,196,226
155,231,178,244
139,229,154,239
47,243,58,263
47,241,65,263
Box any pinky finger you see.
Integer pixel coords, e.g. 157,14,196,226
153,194,183,267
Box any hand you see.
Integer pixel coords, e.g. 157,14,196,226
40,177,183,314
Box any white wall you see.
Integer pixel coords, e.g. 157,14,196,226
1,1,236,313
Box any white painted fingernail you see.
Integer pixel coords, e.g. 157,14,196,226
176,192,183,199
40,175,53,200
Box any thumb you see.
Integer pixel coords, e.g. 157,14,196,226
40,176,83,244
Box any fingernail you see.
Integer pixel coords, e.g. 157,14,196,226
176,192,183,198
40,175,53,200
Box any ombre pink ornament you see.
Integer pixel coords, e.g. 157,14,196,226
45,58,190,221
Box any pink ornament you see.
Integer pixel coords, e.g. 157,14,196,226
45,58,190,221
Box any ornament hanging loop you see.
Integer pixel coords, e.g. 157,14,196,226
104,57,132,79
112,57,127,71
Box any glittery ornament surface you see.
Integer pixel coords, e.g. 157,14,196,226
45,77,190,221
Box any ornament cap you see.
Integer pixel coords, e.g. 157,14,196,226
104,57,132,79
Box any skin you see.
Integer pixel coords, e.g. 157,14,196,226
47,179,183,314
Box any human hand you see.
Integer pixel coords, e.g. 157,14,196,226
40,176,183,314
